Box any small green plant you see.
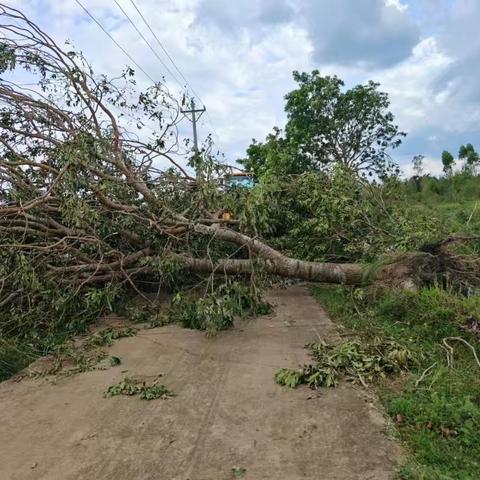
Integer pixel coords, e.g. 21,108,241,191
231,466,247,478
274,368,304,388
276,339,415,389
86,327,137,348
105,377,174,400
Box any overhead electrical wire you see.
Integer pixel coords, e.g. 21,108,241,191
127,0,222,145
112,0,185,91
74,0,156,84
75,0,223,152
128,0,203,104
73,0,177,143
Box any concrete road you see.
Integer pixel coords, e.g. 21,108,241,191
0,286,400,479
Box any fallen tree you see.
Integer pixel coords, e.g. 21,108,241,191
0,5,366,293
0,4,479,318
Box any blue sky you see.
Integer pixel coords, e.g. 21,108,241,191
6,0,480,176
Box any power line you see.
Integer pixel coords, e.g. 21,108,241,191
204,112,221,147
129,0,202,104
111,0,185,91
127,0,222,147
76,0,223,154
181,98,205,154
74,0,156,84
73,1,185,146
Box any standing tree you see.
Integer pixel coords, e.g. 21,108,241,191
412,155,425,177
411,154,425,192
241,127,292,179
459,144,479,174
240,71,405,178
441,150,455,176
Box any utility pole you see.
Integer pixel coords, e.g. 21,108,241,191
181,98,206,154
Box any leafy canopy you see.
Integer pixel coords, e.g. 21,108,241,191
240,70,405,178
459,143,479,174
236,166,439,263
441,150,455,176
412,154,425,178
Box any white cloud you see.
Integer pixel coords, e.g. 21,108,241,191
385,0,408,12
2,0,480,176
298,0,419,69
400,155,444,177
372,37,454,132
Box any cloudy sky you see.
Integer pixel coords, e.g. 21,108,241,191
6,0,480,176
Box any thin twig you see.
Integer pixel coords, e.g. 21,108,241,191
442,337,480,369
415,362,437,388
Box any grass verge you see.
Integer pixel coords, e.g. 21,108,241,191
313,285,480,480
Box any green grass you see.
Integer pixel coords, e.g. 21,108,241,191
399,174,480,242
313,285,480,480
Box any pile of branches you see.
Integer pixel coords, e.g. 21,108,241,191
0,5,366,322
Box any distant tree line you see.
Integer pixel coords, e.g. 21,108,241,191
441,144,479,176
411,144,479,191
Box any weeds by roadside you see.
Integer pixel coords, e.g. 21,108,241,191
28,343,121,377
313,285,480,480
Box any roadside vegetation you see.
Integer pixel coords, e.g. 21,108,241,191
313,286,480,480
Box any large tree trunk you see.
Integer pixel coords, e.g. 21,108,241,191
179,256,365,285
48,246,367,286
